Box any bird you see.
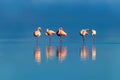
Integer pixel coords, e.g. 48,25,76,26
34,27,41,37
45,29,56,36
91,29,96,41
45,29,56,45
80,28,89,43
34,27,41,47
57,27,67,45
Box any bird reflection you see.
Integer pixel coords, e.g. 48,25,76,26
34,47,41,64
80,44,89,60
92,44,96,61
57,46,67,62
46,46,55,60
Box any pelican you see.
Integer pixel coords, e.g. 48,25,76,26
45,29,56,45
57,27,67,44
34,27,41,47
80,28,89,43
91,29,96,41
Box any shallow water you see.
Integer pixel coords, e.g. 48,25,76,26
0,39,120,80
0,0,120,80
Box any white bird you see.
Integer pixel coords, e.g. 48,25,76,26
34,27,41,37
91,29,96,41
45,29,56,36
57,27,67,44
57,27,67,36
80,29,89,43
34,27,41,47
45,29,56,45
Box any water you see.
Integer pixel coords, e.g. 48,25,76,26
0,38,120,80
0,0,120,80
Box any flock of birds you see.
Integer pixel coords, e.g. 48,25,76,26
33,27,97,63
34,27,96,43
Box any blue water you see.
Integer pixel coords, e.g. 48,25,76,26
0,0,120,80
0,38,120,80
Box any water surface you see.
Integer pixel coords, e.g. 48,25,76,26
0,39,120,80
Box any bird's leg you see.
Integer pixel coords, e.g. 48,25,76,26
92,35,95,44
49,36,52,46
60,36,62,47
36,37,39,49
82,36,85,45
92,36,94,41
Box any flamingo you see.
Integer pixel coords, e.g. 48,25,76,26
57,27,67,45
80,28,89,43
34,27,41,47
91,29,96,41
34,27,41,37
45,29,56,45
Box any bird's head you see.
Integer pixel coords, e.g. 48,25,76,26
38,27,41,31
92,29,96,35
59,27,63,30
46,29,49,32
